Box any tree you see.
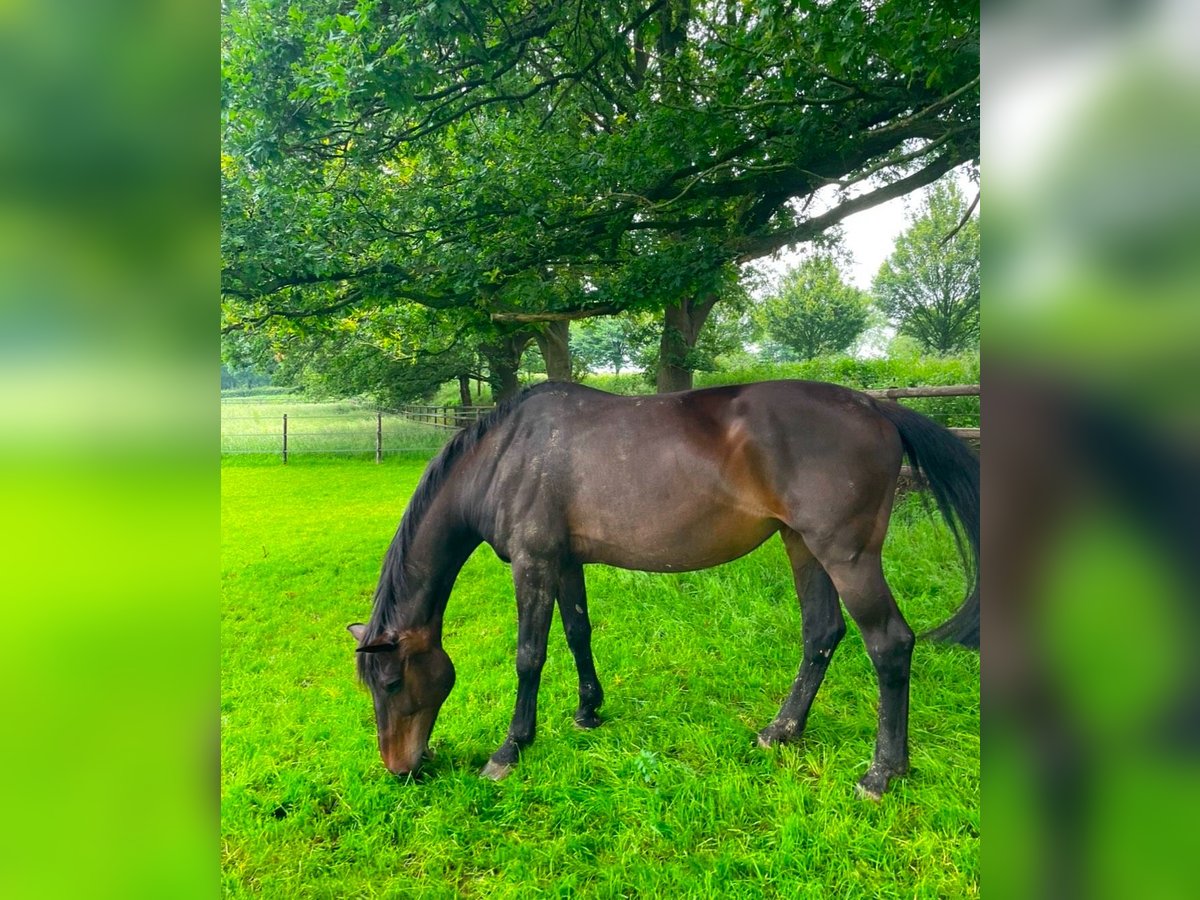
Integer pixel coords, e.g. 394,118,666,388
222,1,979,392
758,256,870,361
873,179,980,354
572,315,656,376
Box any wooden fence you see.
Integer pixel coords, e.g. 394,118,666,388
397,405,494,429
855,383,981,486
859,384,980,442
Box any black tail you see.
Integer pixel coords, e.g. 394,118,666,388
875,400,980,649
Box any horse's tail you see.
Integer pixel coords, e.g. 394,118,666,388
875,400,980,649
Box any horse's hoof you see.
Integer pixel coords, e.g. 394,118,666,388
480,759,514,781
856,765,899,800
854,780,884,802
574,711,603,730
757,720,798,748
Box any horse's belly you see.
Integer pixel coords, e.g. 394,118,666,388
568,511,779,573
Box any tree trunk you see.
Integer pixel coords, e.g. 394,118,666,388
656,292,719,394
483,332,534,403
535,320,572,382
457,373,472,407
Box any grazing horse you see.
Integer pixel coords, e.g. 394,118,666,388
348,380,979,798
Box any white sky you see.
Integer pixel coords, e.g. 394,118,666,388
748,164,977,293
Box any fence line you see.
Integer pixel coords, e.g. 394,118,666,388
861,384,979,399
221,408,450,461
397,405,493,429
222,385,980,463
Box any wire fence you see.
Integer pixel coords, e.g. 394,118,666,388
221,386,980,463
221,400,450,459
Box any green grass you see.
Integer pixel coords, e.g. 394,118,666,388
222,398,449,457
222,457,979,897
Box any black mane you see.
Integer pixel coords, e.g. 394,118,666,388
358,386,548,668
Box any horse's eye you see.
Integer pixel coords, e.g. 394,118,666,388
384,678,404,695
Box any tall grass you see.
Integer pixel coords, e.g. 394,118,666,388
222,457,979,897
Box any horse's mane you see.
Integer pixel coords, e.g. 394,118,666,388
359,385,548,662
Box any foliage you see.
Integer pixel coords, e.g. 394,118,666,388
583,353,980,427
696,354,980,427
579,371,652,395
221,384,300,399
222,456,979,897
873,179,980,354
757,255,871,361
221,0,979,387
571,315,657,376
221,362,274,392
235,304,485,406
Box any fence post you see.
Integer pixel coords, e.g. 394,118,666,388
282,413,288,464
376,412,382,464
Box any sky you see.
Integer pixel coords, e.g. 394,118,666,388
750,164,977,293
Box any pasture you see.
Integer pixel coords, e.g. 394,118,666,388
221,454,979,897
221,396,448,457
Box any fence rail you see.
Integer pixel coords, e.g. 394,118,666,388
861,384,979,400
397,405,494,429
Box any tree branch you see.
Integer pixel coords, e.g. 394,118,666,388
490,304,621,324
735,153,959,262
221,292,364,334
940,189,980,246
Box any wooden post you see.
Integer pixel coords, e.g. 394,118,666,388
376,412,382,464
282,413,288,464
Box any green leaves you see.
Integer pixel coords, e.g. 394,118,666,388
758,255,870,361
873,179,980,355
221,0,978,388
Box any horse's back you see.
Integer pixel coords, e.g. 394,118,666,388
475,381,902,570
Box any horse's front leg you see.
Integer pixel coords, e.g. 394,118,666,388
481,555,557,781
556,562,604,729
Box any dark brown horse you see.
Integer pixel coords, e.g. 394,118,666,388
348,380,979,798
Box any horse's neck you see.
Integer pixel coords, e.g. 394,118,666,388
382,492,480,632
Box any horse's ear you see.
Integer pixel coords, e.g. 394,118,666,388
349,624,399,653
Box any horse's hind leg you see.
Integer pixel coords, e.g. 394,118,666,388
758,530,846,748
820,550,915,800
556,562,604,729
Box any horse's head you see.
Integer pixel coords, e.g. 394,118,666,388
347,623,456,777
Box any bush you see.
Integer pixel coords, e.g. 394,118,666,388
423,354,981,427
579,372,655,395
694,355,980,427
220,385,304,399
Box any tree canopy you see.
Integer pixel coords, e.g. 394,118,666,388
873,179,980,354
758,254,870,361
221,0,979,392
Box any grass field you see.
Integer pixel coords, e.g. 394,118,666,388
222,397,449,456
221,455,979,898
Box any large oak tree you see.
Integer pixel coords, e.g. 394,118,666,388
222,0,979,394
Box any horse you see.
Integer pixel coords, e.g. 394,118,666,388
347,380,979,798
